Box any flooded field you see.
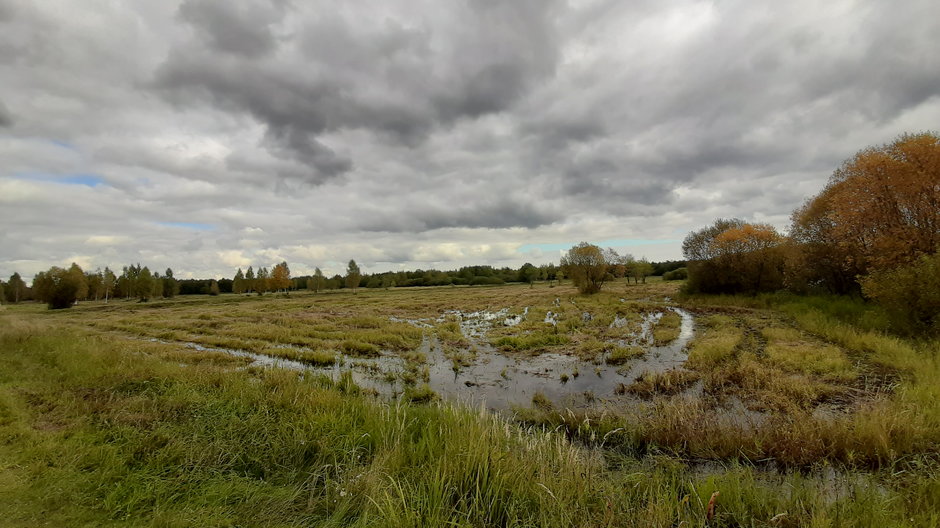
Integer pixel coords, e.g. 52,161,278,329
164,306,696,411
63,280,886,432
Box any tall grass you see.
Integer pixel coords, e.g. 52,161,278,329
4,314,940,525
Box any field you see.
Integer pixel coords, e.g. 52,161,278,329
2,281,939,526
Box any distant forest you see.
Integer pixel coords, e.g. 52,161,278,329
0,259,686,304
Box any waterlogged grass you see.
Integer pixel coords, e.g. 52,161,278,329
652,310,682,345
621,368,701,397
491,332,570,352
686,314,742,368
606,345,645,365
4,282,940,525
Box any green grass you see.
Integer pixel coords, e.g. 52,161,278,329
491,332,569,352
606,345,644,365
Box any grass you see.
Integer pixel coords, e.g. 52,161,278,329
652,310,682,345
685,314,742,368
606,345,645,365
620,369,701,397
3,282,940,525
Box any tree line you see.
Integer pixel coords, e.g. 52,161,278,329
678,132,939,336
557,133,938,335
2,256,686,309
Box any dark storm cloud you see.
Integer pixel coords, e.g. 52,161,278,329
153,0,562,184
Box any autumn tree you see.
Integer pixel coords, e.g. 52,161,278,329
790,132,940,292
256,267,270,294
6,272,26,303
683,220,785,294
787,187,864,294
561,242,608,294
346,260,361,292
271,261,291,292
208,279,220,296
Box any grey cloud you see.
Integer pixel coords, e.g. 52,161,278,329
4,0,940,279
153,0,562,184
0,99,12,126
357,196,559,233
178,0,287,58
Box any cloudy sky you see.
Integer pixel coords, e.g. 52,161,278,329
2,0,939,280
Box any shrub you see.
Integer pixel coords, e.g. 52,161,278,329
861,251,940,336
662,267,688,281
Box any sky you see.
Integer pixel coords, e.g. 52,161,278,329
2,0,939,280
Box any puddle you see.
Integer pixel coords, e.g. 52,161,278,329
388,316,435,329
153,339,407,395
440,308,528,340
150,307,697,412
544,311,558,326
420,307,696,411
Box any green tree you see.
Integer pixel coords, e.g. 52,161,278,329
245,267,255,294
346,260,361,293
152,271,165,298
560,243,608,294
6,272,26,303
67,263,88,302
209,279,220,296
33,266,85,309
308,267,325,293
518,263,538,287
630,259,654,284
136,267,154,301
163,268,179,298
86,270,103,301
102,267,116,303
233,268,246,294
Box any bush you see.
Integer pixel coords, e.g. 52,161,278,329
861,251,940,336
662,267,688,281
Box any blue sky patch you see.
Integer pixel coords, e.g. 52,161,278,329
12,172,105,187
